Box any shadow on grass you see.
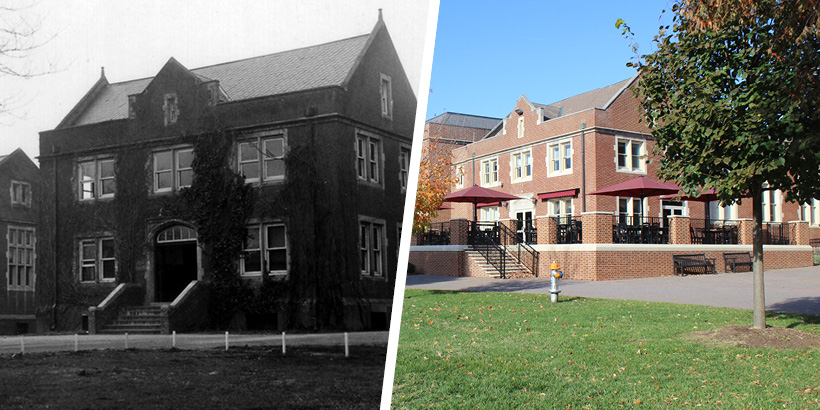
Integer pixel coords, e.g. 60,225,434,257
766,308,820,331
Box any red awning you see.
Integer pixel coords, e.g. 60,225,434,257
476,202,501,208
537,189,578,200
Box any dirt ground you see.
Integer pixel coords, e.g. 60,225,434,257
687,325,820,350
0,345,386,409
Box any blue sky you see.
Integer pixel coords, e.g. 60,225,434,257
425,0,674,120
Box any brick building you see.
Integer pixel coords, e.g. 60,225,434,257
411,76,816,280
0,148,39,334
37,15,415,333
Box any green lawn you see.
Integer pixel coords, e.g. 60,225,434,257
393,290,820,409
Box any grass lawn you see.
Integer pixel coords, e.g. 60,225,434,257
0,345,385,409
393,290,820,409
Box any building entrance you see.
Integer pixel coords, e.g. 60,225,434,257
154,225,198,302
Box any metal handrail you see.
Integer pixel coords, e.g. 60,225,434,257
469,222,506,278
496,223,540,278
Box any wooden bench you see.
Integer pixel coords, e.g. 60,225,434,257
723,252,753,273
672,254,716,275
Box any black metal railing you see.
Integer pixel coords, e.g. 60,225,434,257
763,223,790,245
469,221,506,278
513,219,538,245
554,216,582,244
414,222,451,245
690,219,739,244
496,222,539,277
612,215,668,244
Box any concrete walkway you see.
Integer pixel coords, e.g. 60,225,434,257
0,331,388,355
406,265,820,316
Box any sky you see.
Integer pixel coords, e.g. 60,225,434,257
0,0,433,163
426,0,675,120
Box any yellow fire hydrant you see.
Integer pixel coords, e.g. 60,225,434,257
549,261,563,303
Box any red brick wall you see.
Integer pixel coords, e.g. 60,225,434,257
408,248,464,276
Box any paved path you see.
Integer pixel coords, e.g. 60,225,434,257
406,266,820,316
0,331,388,355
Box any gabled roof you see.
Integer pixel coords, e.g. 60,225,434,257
0,148,36,169
537,77,633,117
66,32,374,127
426,112,502,130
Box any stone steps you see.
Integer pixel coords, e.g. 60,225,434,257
465,249,533,279
100,306,164,334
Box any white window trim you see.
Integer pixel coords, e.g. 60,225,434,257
762,184,782,222
547,198,574,218
78,237,116,283
237,131,287,185
547,139,573,177
615,137,647,174
511,149,533,183
359,216,387,280
241,222,289,278
10,180,32,207
398,144,411,192
380,73,393,120
480,157,500,187
356,130,384,188
616,197,646,221
455,165,465,188
78,157,116,201
152,146,194,194
7,226,35,291
800,199,819,226
479,206,500,223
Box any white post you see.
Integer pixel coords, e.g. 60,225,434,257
74,334,79,352
19,336,24,354
344,332,349,357
125,332,129,349
172,331,176,349
225,331,229,351
282,332,286,355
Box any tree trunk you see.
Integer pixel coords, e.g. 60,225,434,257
752,186,766,329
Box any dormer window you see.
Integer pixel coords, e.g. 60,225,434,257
379,73,392,120
207,82,221,106
164,93,179,126
128,95,137,119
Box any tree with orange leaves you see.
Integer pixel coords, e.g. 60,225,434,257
413,138,457,233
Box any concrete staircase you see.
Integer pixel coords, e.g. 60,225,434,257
465,247,534,279
99,305,165,334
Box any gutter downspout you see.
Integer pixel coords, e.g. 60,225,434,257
580,123,587,212
51,151,58,330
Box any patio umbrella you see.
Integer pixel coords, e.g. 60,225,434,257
437,204,454,210
588,176,682,198
443,185,521,223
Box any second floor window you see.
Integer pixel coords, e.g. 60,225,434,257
239,135,286,183
617,138,645,173
356,133,382,185
79,158,115,200
481,158,498,186
10,181,31,207
512,150,532,181
549,140,572,176
399,147,410,190
154,148,193,193
80,237,116,283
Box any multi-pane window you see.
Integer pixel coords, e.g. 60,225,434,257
356,133,382,184
480,206,500,222
512,150,532,181
238,135,285,183
762,184,782,222
79,158,115,200
380,74,393,119
7,227,35,290
241,223,288,277
10,181,31,207
548,198,573,219
359,219,385,277
548,140,572,175
154,147,194,192
801,199,819,225
79,238,115,283
481,158,498,186
618,197,644,225
399,147,411,190
616,139,645,172
164,93,179,126
709,201,738,221
517,117,525,138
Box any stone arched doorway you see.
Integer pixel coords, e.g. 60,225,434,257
154,225,199,302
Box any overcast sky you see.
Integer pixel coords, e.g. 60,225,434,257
0,0,433,163
426,0,673,120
